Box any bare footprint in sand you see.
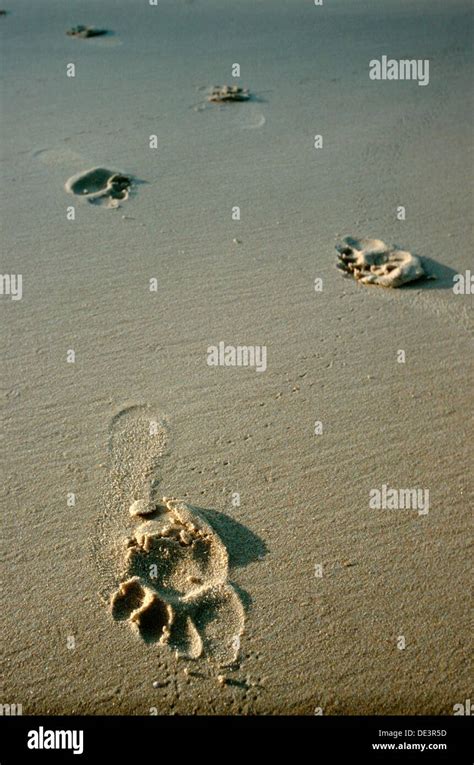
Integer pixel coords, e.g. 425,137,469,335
336,236,426,287
208,85,251,103
65,167,132,208
112,497,244,662
98,405,245,665
194,86,265,129
66,25,108,39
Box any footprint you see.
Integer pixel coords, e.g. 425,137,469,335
336,236,426,287
196,86,265,130
65,167,132,208
239,105,266,130
98,406,245,664
66,26,122,47
208,85,251,103
225,103,266,131
94,405,168,602
111,497,245,663
66,26,108,39
33,147,84,167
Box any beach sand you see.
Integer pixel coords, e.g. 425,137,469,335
1,0,472,714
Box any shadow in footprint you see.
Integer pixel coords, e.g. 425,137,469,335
111,578,144,621
405,256,459,291
197,507,268,568
66,26,111,39
109,496,263,654
194,506,268,613
131,597,170,644
111,578,171,644
231,582,252,612
224,678,251,689
65,168,147,207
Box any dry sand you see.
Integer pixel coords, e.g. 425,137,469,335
1,0,472,714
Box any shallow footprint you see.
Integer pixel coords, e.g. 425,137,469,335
65,167,132,208
199,86,265,129
108,404,167,502
33,147,84,167
336,236,425,287
94,404,168,601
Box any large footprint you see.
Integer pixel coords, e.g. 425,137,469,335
101,406,245,665
336,236,425,287
65,167,132,208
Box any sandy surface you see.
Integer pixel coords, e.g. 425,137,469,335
1,0,472,715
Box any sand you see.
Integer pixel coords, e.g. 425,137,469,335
1,0,472,715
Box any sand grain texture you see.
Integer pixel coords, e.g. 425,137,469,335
0,0,472,715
